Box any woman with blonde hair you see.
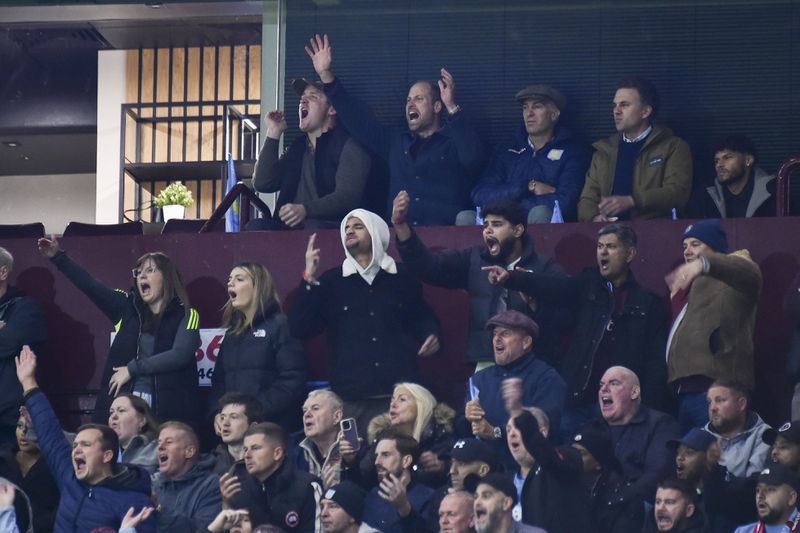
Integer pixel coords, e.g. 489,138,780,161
360,382,455,488
210,262,306,430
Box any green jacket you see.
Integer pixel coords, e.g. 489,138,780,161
578,125,693,221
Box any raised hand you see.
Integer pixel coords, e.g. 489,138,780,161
481,265,509,285
665,259,703,295
219,473,242,508
208,509,250,533
304,34,335,83
304,233,320,283
37,233,61,258
501,377,524,416
464,398,485,423
121,506,155,529
417,334,440,357
391,190,411,233
264,110,288,139
438,68,458,113
419,450,445,473
338,432,362,465
15,345,38,391
378,473,412,517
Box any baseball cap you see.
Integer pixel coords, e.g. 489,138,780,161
667,428,717,452
449,438,495,467
763,421,800,446
292,78,325,96
757,464,800,492
464,472,517,505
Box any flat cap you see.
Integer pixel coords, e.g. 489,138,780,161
486,310,540,340
514,84,567,110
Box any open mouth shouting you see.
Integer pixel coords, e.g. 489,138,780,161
139,281,152,298
474,504,488,526
656,512,673,529
485,237,501,256
600,394,614,413
407,108,420,123
73,456,87,477
599,257,610,271
158,453,169,470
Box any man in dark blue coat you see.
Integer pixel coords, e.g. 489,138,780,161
0,247,46,450
16,346,156,533
460,310,566,473
471,85,590,222
305,34,485,226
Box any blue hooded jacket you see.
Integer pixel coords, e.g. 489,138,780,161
25,388,156,533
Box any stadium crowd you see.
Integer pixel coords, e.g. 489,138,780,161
0,32,797,533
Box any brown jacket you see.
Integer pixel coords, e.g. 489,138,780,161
667,250,763,387
578,125,693,221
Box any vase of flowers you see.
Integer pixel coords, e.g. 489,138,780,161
154,182,193,222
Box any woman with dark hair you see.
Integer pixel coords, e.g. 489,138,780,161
37,236,200,425
0,410,59,532
109,393,160,473
210,262,306,430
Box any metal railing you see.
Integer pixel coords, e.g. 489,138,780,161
776,154,800,217
200,181,271,232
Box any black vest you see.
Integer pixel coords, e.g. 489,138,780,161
275,125,352,214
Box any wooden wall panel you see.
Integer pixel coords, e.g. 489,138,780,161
124,45,261,220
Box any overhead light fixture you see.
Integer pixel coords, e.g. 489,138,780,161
145,1,164,8
21,155,32,161
2,141,21,148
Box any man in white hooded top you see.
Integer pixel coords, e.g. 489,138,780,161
288,209,441,437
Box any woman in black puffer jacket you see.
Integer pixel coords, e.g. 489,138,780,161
210,262,306,431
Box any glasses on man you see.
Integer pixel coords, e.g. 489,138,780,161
132,265,158,279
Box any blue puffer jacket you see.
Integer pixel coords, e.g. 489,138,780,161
24,388,156,533
471,125,590,221
323,77,485,226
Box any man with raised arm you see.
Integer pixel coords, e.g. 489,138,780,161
288,209,440,437
15,346,156,532
305,33,484,226
251,78,371,230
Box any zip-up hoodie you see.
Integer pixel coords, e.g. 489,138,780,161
152,453,222,532
705,411,771,478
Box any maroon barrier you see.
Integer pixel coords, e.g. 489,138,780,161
2,217,798,428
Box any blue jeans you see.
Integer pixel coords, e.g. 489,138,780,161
677,392,709,434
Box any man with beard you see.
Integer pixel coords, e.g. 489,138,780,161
393,192,569,368
734,464,800,533
289,209,440,438
765,422,800,472
704,380,770,478
598,366,680,503
471,84,589,223
690,134,776,218
465,473,546,533
462,311,566,472
251,79,371,229
643,478,706,533
361,428,435,533
305,33,484,226
482,223,668,439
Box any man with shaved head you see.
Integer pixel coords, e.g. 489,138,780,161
599,366,679,502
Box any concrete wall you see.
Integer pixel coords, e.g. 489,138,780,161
0,173,96,234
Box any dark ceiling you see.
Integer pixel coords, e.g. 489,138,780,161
0,1,263,176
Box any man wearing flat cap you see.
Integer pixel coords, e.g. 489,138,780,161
321,481,365,533
252,77,371,229
665,219,763,432
464,473,546,533
461,310,566,472
733,464,800,533
470,84,590,223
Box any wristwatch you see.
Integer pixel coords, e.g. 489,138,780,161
493,426,502,440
